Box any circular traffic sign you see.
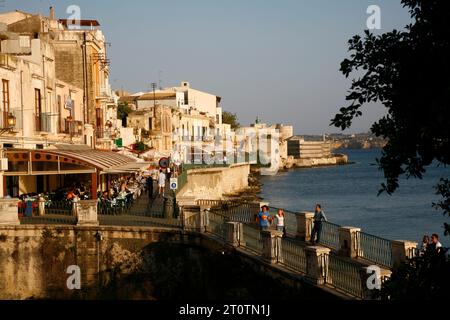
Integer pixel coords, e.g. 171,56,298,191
159,157,169,168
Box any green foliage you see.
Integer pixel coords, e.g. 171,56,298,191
379,251,450,300
117,102,132,121
433,178,450,236
222,111,240,130
331,0,450,225
331,0,450,299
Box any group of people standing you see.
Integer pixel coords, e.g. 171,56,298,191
420,233,443,256
256,203,327,243
256,206,286,233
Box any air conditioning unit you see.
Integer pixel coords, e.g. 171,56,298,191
0,158,8,171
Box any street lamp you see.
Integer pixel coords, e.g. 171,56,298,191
7,114,16,127
0,113,16,135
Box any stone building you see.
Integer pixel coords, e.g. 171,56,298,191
287,136,332,159
2,8,119,150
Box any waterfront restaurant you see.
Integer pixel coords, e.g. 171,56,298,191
3,147,150,200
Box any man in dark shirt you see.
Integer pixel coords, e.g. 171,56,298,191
311,204,328,245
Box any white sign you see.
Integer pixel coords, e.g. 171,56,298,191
170,178,178,190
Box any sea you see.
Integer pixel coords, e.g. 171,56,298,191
259,149,450,246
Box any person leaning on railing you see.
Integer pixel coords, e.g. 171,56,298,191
311,204,327,245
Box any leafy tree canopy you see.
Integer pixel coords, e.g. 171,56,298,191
331,0,450,234
222,111,240,130
117,102,132,121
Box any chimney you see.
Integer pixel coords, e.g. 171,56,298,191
49,7,55,20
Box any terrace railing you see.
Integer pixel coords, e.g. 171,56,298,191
318,221,341,250
356,231,393,268
241,224,263,254
279,238,307,274
325,254,364,299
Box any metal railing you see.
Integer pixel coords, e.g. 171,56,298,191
241,224,263,254
356,231,393,268
45,200,74,216
318,221,341,250
20,215,77,225
207,211,228,240
280,238,307,274
326,254,365,299
269,207,298,237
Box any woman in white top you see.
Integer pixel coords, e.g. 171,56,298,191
275,209,285,233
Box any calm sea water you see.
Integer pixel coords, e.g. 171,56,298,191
259,149,450,246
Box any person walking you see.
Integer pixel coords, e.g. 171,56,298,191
146,176,154,199
158,169,166,197
275,209,286,235
166,166,172,181
311,204,327,245
257,205,272,231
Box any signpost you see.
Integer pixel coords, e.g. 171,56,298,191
159,157,169,169
170,178,178,191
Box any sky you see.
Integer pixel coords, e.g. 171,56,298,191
3,0,412,134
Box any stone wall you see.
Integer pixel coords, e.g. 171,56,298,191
0,225,335,300
177,164,250,200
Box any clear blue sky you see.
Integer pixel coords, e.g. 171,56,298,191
4,0,411,134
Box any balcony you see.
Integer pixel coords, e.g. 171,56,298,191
63,118,83,136
34,113,53,133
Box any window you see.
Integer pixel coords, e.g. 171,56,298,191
149,117,153,131
1,80,10,128
35,89,42,131
57,95,62,133
96,108,103,138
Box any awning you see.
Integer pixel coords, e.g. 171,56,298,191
101,162,152,174
45,149,137,171
4,147,142,176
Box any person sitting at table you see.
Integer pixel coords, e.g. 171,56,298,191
66,189,76,200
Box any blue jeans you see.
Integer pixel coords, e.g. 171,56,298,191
311,221,322,243
260,225,269,231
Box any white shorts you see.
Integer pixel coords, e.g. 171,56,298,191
158,184,165,188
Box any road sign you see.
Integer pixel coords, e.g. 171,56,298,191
170,178,178,190
159,157,169,168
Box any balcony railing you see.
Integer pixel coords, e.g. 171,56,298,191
34,113,53,133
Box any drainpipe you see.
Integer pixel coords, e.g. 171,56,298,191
20,71,24,147
83,32,88,125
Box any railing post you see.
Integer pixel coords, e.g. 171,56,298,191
237,222,246,247
76,200,99,226
38,196,46,216
305,246,330,285
182,205,202,232
261,229,284,264
338,227,361,258
296,212,314,241
202,208,210,233
225,222,240,247
391,240,418,269
0,198,20,225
